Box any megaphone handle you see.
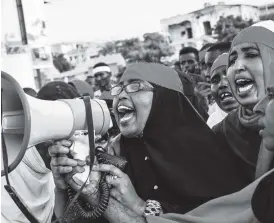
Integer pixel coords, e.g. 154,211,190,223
62,95,101,220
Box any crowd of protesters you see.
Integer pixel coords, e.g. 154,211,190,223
1,20,274,223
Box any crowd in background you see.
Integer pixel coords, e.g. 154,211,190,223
1,20,274,223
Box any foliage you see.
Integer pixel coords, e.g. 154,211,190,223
53,54,73,73
99,33,174,63
214,15,253,42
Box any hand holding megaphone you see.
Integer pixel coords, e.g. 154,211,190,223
1,71,111,175
48,140,87,190
48,139,101,206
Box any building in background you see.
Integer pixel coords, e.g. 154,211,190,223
259,3,274,17
1,0,54,90
63,43,101,66
1,0,36,89
160,2,260,53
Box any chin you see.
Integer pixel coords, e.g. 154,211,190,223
120,128,140,138
263,138,274,151
235,98,259,110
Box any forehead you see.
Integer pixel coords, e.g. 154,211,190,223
179,53,196,61
211,65,226,77
205,50,221,64
230,42,258,54
120,79,151,85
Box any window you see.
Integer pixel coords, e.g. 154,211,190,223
186,28,193,39
181,31,186,37
203,21,212,35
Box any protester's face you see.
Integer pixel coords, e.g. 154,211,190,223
94,71,111,87
254,87,274,150
200,60,207,79
205,50,221,83
211,66,239,112
179,53,198,74
113,79,153,138
227,43,264,110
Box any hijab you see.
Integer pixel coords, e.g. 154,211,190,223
230,20,274,128
68,79,94,98
119,62,248,213
216,21,274,180
210,53,228,75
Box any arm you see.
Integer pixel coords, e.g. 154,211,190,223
104,197,146,223
54,188,68,219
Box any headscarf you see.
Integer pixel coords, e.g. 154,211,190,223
119,62,248,213
229,20,274,128
68,79,94,98
252,170,274,223
210,53,228,75
37,81,81,100
1,147,55,223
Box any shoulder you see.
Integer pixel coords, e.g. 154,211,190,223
108,134,122,155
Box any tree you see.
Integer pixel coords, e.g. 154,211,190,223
99,33,174,63
53,54,73,73
142,32,174,63
214,15,253,42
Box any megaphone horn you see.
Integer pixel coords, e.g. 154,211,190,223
1,71,111,176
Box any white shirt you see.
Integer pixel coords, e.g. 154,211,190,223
207,103,228,128
1,147,55,223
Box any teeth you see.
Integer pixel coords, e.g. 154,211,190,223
118,105,133,112
120,112,134,123
238,84,253,93
220,92,232,100
235,78,252,85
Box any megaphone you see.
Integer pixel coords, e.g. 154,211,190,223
1,71,111,176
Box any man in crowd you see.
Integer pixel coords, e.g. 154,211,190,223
91,62,113,106
179,47,204,84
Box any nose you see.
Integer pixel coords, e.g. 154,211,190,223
234,59,246,74
219,76,229,89
117,87,128,100
253,95,268,115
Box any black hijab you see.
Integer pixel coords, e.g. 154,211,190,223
118,63,248,213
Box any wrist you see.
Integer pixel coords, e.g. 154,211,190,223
133,198,146,216
55,187,67,193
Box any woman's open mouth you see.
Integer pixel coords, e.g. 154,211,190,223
117,105,135,125
219,92,234,102
235,78,254,97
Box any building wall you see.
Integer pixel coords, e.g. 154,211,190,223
161,4,260,54
1,52,37,89
260,3,274,16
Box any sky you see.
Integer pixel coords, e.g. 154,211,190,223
44,0,274,43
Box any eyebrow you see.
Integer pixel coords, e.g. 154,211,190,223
241,46,259,52
128,79,141,83
229,46,259,57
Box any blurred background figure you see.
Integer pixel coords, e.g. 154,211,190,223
23,87,37,97
199,43,214,80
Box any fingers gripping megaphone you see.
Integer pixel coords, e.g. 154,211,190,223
1,71,111,176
